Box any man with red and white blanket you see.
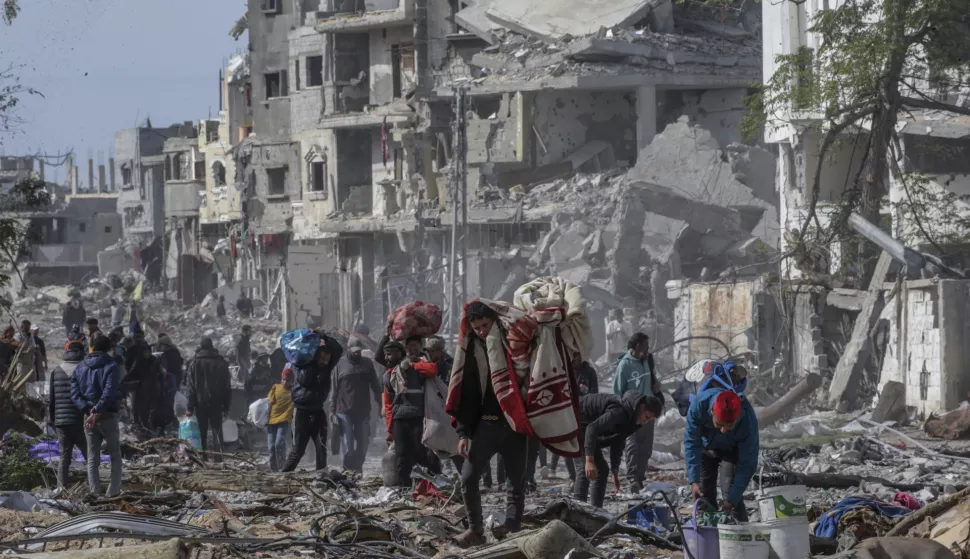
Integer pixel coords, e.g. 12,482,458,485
446,281,591,548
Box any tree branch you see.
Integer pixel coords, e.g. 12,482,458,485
901,95,970,118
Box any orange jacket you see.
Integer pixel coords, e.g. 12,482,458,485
383,361,437,439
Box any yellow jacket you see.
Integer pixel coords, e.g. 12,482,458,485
267,384,293,425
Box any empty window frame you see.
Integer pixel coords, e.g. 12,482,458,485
267,166,288,196
260,0,280,14
265,70,289,99
307,55,324,87
310,160,327,192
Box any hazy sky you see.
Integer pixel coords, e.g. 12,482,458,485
0,0,247,184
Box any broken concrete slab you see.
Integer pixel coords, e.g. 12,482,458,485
484,0,654,43
455,1,502,45
627,180,752,239
871,381,907,424
627,117,779,248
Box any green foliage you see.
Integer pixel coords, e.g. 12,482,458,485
892,173,970,248
0,433,47,491
0,176,52,289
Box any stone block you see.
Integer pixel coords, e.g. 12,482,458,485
549,231,586,265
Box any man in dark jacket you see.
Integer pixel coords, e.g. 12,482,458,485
184,338,232,458
330,338,382,473
127,343,163,433
154,334,184,388
381,336,439,486
63,297,86,337
574,391,662,507
48,340,88,488
451,302,532,549
236,325,252,382
71,335,123,496
245,351,274,404
281,334,343,472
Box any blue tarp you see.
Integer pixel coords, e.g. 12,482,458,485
3,433,109,464
813,496,912,539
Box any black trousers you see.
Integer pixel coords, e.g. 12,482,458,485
700,449,749,521
460,420,529,534
392,417,429,487
624,421,654,488
55,423,88,488
281,409,328,472
573,448,610,507
551,454,576,481
196,408,225,459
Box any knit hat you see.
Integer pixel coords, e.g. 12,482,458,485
712,391,742,425
200,337,215,351
281,367,294,379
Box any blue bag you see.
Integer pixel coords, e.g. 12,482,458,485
280,329,321,366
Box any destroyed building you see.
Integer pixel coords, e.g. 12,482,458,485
207,0,769,344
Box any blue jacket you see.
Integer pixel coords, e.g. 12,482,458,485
684,387,759,506
612,351,655,396
70,352,123,414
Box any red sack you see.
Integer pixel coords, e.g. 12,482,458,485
387,301,442,341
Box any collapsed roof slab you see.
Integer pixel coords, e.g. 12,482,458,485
454,2,501,44
484,0,652,43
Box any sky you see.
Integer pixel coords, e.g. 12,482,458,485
0,0,247,185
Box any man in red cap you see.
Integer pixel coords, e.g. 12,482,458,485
684,387,759,521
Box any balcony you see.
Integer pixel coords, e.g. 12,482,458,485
164,179,204,217
314,0,412,33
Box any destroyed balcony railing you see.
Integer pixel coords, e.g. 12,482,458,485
313,0,413,33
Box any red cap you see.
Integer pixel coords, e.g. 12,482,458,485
712,391,742,425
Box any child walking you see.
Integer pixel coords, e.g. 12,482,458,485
266,367,294,471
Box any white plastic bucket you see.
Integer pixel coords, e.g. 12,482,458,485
765,517,811,559
718,523,770,559
758,485,807,520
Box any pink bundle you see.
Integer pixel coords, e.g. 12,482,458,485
387,301,443,341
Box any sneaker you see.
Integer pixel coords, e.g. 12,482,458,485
539,466,552,480
629,481,644,494
455,529,487,549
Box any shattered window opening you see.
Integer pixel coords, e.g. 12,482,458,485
310,160,327,193
260,0,280,14
265,70,288,99
212,161,227,186
267,166,288,197
121,162,132,187
307,55,324,87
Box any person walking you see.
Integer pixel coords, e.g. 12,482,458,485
246,351,274,405
184,338,232,459
236,325,252,382
331,338,382,473
70,335,123,497
154,334,184,388
381,336,439,486
216,296,227,319
266,368,295,471
63,297,86,337
612,333,663,493
48,340,88,488
280,334,343,472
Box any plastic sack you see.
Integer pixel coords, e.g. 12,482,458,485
223,419,239,444
248,398,270,428
174,392,188,418
422,376,459,456
387,301,443,341
280,329,321,366
179,416,202,450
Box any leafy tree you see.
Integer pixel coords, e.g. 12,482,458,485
0,177,52,292
750,0,970,275
3,0,18,25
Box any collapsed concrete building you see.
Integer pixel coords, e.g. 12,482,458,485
218,0,767,346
